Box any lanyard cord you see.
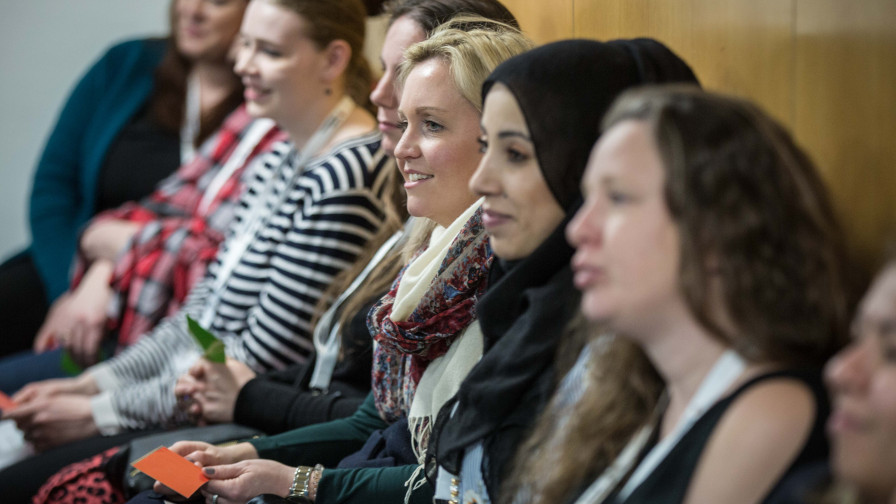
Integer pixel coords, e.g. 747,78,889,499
198,96,356,327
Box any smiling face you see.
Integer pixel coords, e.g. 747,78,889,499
233,0,328,127
370,16,426,156
825,264,896,503
566,120,683,335
393,58,482,227
175,0,246,62
470,84,565,260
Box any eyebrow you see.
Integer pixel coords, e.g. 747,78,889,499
415,106,449,115
496,131,532,142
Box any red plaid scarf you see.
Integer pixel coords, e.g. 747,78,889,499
71,106,285,347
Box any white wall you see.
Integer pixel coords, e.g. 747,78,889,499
0,1,168,261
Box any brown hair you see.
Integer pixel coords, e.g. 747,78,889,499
151,1,247,146
384,0,518,33
503,86,851,504
265,0,374,112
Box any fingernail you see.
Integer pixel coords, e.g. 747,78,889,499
204,467,215,475
185,457,195,463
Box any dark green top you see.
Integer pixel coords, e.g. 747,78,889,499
250,393,433,503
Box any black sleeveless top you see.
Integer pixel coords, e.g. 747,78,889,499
609,369,829,504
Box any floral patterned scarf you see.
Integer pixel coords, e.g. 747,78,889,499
368,205,493,423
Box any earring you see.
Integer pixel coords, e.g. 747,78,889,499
325,88,332,96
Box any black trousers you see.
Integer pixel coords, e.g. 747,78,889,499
0,251,50,357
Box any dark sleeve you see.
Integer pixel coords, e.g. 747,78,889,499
249,393,386,467
233,297,377,433
316,465,434,504
234,377,367,434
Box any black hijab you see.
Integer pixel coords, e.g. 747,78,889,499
430,38,700,500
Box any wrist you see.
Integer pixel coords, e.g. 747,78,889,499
287,464,323,503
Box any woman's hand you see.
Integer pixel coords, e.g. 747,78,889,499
193,358,257,424
153,441,260,497
200,459,297,504
33,260,114,366
11,373,99,405
3,394,99,451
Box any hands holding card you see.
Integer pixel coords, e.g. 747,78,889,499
140,440,298,503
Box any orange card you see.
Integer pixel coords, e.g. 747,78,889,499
0,391,17,412
131,446,208,498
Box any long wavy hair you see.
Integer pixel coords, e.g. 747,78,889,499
503,86,851,504
151,0,247,146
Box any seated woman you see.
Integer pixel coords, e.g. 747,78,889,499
505,86,850,504
141,16,531,504
822,255,896,504
173,0,521,433
428,38,699,504
32,107,285,367
0,0,248,356
0,0,393,495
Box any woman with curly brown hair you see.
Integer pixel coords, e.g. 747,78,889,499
505,86,851,504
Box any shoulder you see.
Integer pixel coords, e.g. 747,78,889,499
102,37,167,63
685,373,820,503
307,132,390,190
720,376,816,447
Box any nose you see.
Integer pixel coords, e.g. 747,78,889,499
177,0,204,20
393,127,418,163
825,338,872,397
233,43,254,77
566,196,603,248
469,148,500,197
370,70,397,111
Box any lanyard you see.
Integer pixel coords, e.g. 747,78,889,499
308,230,405,392
181,72,201,164
575,349,747,504
197,117,277,216
198,96,356,327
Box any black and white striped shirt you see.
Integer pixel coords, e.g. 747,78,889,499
89,133,394,432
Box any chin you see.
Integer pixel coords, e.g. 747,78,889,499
579,291,615,323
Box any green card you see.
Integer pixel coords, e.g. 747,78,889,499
186,315,226,363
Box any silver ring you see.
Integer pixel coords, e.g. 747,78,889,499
212,495,219,504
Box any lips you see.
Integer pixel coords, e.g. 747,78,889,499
243,85,269,103
376,114,401,132
571,252,607,291
828,406,868,437
481,208,511,229
403,170,433,189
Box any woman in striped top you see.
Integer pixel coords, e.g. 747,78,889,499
4,0,393,452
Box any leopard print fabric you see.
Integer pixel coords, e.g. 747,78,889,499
33,446,125,504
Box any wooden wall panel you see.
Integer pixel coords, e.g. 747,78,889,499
572,0,795,127
501,0,574,44
499,0,896,269
794,0,896,268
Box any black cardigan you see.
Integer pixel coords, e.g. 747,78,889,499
233,297,380,434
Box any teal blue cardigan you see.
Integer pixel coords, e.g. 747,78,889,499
27,38,167,300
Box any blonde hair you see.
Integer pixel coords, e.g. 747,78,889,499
396,15,533,113
311,14,530,340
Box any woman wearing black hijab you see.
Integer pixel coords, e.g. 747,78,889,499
427,38,700,504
